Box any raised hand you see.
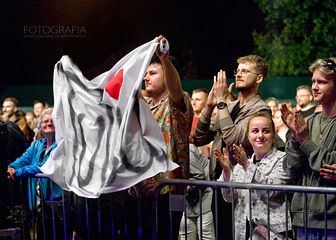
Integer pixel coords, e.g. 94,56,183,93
294,111,309,143
226,82,236,103
205,86,217,108
231,144,249,171
214,148,231,173
155,35,169,61
213,70,228,103
280,103,295,133
280,104,309,143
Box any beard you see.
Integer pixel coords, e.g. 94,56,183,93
235,85,248,92
1,112,14,121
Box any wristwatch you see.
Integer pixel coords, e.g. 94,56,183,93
217,101,227,110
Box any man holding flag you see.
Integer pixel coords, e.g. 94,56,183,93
41,35,191,239
127,35,193,240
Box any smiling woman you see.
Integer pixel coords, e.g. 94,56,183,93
214,111,292,239
7,107,67,239
247,112,274,161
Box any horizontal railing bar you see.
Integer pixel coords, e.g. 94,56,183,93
156,179,336,195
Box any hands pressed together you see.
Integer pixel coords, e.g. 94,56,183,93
206,70,235,109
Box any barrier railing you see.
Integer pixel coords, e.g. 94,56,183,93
2,176,336,239
153,179,336,240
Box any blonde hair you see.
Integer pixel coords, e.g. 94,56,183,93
309,57,336,81
38,107,53,129
237,55,269,77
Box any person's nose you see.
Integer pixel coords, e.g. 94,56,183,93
144,74,150,82
257,131,264,139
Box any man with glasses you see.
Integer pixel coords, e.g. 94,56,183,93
282,57,336,239
295,85,316,118
193,55,278,239
194,55,275,179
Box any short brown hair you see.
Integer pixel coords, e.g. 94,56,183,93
192,88,209,97
296,85,312,95
237,55,269,78
4,97,19,107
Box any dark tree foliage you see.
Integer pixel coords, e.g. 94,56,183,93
253,0,336,76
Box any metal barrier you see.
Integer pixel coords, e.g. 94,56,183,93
2,177,336,239
153,179,336,240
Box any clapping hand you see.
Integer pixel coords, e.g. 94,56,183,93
280,104,309,143
231,144,249,171
214,148,231,173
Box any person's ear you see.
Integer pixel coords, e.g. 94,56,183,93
256,74,264,85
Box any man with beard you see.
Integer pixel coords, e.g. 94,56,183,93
193,55,278,239
1,97,19,122
194,55,277,179
295,85,316,118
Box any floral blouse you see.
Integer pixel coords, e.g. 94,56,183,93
220,148,292,239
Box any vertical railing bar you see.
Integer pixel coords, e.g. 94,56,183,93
199,188,203,240
249,190,252,240
231,187,235,240
285,192,288,239
39,179,46,240
267,190,270,240
214,188,218,239
184,188,188,240
324,193,327,239
304,193,308,240
50,181,56,240
62,191,67,240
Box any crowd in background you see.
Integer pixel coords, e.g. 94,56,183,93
0,36,336,240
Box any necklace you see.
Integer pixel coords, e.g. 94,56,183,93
319,115,336,141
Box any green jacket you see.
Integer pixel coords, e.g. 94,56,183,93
283,112,336,229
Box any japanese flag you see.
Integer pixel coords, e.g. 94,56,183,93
40,38,178,198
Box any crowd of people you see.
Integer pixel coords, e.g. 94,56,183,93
1,36,336,240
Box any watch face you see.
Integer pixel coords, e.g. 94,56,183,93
217,102,226,109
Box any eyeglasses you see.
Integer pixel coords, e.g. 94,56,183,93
295,94,310,99
322,58,336,71
233,68,260,77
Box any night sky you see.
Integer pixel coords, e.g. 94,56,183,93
1,0,264,95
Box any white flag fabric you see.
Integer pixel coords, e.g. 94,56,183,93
40,38,178,198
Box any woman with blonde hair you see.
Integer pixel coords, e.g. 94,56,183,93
215,111,292,239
